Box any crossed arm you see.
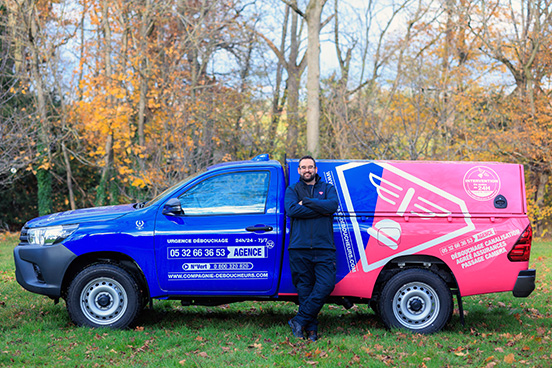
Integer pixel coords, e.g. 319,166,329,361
284,185,339,219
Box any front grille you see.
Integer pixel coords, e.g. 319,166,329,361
19,226,29,244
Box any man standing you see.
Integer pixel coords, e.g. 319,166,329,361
284,155,339,341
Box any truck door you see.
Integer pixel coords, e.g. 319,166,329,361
154,168,282,294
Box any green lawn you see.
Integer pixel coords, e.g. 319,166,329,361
1,232,550,367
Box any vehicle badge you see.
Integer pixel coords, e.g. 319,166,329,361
136,220,145,230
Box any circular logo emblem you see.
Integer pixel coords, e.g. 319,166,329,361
463,166,501,201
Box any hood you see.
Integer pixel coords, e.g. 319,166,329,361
26,204,136,228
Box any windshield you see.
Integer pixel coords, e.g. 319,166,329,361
144,170,206,208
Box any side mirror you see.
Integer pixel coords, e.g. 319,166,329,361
163,198,183,216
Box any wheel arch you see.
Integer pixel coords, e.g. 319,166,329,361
371,254,459,303
61,252,150,302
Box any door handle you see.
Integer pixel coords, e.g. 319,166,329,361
246,225,273,232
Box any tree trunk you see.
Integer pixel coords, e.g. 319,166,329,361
96,0,115,206
137,0,153,171
268,6,289,152
305,0,325,157
62,143,76,210
28,2,52,215
96,133,114,206
285,3,302,158
534,169,549,236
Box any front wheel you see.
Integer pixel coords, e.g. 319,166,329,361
66,264,143,328
378,269,452,334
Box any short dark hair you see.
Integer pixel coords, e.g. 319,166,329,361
298,155,316,167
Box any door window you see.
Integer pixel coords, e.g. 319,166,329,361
179,171,270,216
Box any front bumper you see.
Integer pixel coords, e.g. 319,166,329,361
14,243,77,299
512,269,536,297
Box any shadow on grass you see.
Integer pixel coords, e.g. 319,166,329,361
135,301,531,337
459,307,524,332
136,301,383,336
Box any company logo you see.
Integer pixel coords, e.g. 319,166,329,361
463,166,500,201
336,161,475,272
136,220,145,230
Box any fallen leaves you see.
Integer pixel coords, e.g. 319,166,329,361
504,353,515,363
451,346,468,357
129,338,155,358
525,307,544,319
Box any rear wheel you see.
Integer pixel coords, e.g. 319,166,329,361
66,264,142,328
378,269,452,334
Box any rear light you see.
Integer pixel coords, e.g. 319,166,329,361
508,225,532,262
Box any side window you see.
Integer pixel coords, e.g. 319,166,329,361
179,171,270,216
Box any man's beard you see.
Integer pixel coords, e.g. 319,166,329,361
301,173,315,183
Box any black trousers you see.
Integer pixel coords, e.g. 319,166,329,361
289,249,336,332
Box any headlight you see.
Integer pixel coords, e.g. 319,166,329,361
27,224,79,246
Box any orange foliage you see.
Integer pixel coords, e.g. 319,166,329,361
71,0,253,201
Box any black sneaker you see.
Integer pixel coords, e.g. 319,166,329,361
288,319,304,339
306,330,318,342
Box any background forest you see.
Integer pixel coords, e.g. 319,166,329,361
1,0,551,235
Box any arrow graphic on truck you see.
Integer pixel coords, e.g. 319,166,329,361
335,162,475,272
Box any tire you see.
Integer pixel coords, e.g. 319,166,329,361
66,264,143,329
378,269,452,334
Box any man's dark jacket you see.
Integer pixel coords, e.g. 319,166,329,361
284,174,339,250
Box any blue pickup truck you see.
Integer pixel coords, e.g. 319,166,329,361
14,154,535,333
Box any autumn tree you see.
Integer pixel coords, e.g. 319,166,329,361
0,4,39,186
2,0,81,215
257,0,307,157
321,0,412,159
73,0,262,204
321,0,453,161
463,0,552,233
285,0,331,157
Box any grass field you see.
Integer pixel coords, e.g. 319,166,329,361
1,232,550,367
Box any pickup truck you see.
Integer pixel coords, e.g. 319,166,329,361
14,154,536,333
